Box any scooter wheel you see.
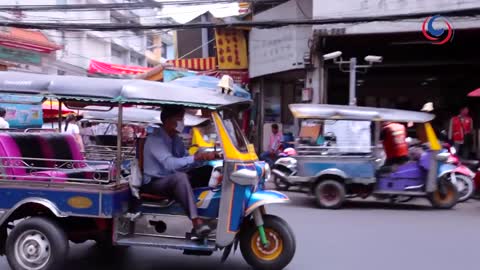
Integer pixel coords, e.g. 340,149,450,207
314,180,346,209
273,175,291,191
453,174,475,203
429,180,459,209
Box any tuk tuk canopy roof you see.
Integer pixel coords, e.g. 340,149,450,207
289,104,435,123
0,72,251,109
81,107,209,127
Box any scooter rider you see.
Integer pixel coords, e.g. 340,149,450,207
381,122,409,166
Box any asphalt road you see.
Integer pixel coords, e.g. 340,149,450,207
1,191,479,270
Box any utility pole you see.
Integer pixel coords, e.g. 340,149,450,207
348,57,357,106
200,14,209,58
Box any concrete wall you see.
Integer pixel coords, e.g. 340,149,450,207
313,0,480,18
249,0,312,78
313,0,480,35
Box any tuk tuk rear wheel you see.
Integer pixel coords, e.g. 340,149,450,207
6,217,68,270
429,180,459,209
314,180,346,209
240,215,296,270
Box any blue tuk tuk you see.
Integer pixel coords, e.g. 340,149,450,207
0,72,295,270
272,104,467,209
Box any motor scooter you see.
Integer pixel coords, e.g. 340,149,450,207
443,143,477,202
272,133,337,191
272,148,298,191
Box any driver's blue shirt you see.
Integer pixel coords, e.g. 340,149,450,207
143,126,195,185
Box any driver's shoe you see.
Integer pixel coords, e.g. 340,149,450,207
193,218,212,237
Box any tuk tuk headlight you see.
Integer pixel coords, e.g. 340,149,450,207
264,163,271,182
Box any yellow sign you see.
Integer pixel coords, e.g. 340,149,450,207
215,29,248,70
68,196,93,209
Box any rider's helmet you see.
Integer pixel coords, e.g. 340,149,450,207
283,148,297,156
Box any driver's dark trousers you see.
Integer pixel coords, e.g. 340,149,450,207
142,172,198,219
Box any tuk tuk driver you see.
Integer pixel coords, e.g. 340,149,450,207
381,122,409,166
142,105,217,236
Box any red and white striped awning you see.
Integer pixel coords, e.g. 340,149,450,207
166,57,216,71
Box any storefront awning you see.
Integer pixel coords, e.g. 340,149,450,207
166,57,216,71
88,60,152,75
0,28,61,54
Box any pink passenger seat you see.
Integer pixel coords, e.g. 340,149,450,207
0,133,111,182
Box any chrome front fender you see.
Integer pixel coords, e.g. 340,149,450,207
245,190,289,216
0,197,66,226
315,168,348,180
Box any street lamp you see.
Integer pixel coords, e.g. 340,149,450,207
323,51,383,106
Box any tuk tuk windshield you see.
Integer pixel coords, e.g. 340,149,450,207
222,112,249,153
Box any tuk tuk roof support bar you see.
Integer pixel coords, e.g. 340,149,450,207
116,102,123,184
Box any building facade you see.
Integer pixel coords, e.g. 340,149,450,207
248,0,312,151
0,0,171,76
309,0,480,156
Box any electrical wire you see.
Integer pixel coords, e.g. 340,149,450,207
4,4,238,22
178,38,215,59
2,7,480,31
44,30,171,40
0,0,283,11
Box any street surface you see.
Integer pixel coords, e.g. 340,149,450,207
1,191,479,270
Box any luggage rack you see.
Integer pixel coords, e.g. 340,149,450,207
0,156,114,184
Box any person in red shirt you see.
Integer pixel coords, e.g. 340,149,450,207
449,107,473,159
381,122,409,166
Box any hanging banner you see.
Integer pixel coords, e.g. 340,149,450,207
88,59,152,75
215,29,248,70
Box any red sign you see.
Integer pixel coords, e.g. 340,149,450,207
88,59,152,75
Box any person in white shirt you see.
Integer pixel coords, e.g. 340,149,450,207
0,107,10,129
62,114,84,152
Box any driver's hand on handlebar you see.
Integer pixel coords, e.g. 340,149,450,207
194,151,216,162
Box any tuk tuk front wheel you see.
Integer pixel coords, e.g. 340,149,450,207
314,180,346,209
6,217,68,270
429,180,459,209
240,215,296,270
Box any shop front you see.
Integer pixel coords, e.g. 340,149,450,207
313,28,480,157
248,22,311,151
0,27,60,73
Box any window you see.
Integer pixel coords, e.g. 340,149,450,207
130,55,137,64
111,46,123,58
56,0,67,4
161,42,167,58
147,36,154,48
110,15,123,24
222,112,249,153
